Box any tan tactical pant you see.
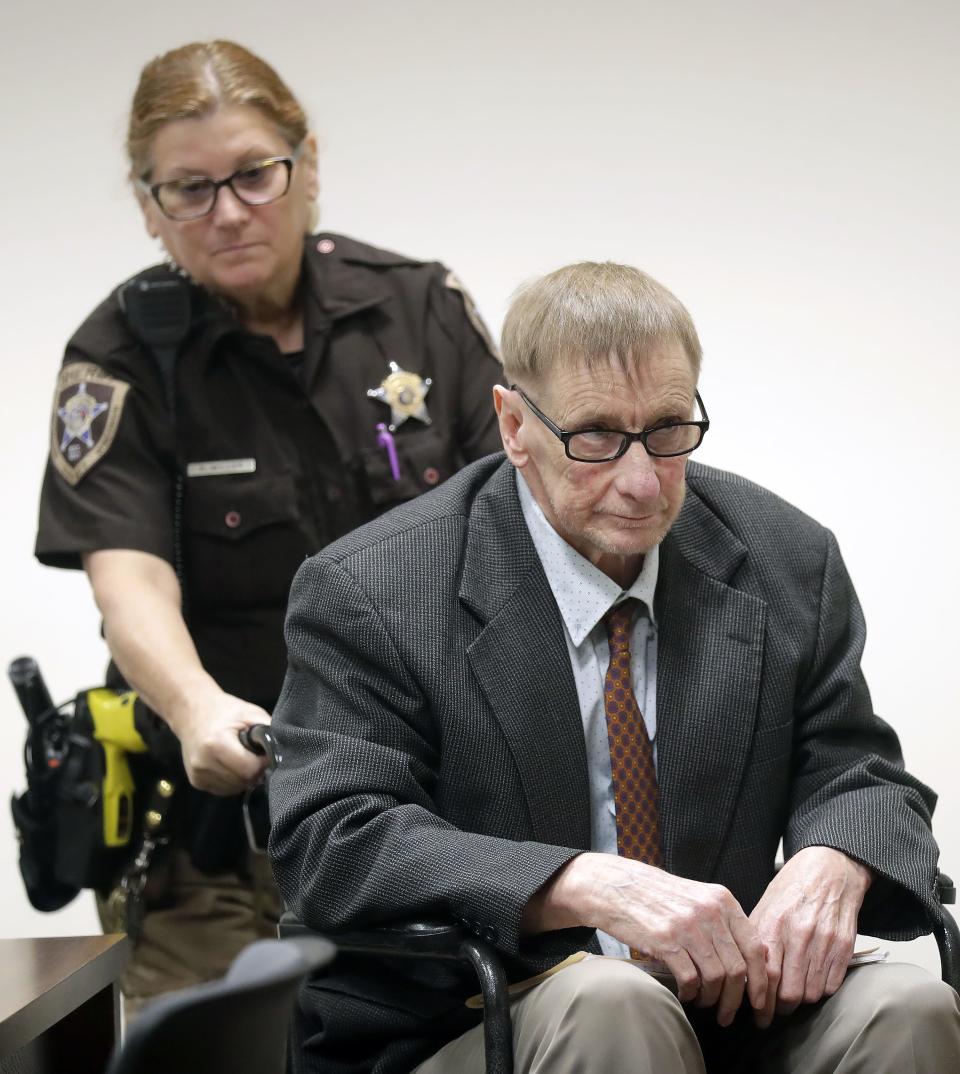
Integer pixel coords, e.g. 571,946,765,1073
97,847,281,1019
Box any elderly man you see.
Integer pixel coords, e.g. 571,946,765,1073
269,262,960,1073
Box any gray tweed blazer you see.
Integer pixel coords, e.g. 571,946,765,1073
269,455,938,1074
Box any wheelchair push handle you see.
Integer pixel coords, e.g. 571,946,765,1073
237,724,277,856
238,724,281,771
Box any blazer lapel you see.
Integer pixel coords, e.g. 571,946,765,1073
460,464,593,850
656,490,767,881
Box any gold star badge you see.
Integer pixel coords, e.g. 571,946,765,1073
367,362,432,432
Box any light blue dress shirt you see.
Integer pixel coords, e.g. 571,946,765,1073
516,472,659,957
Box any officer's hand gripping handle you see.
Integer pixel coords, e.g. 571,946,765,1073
237,726,277,855
238,724,280,772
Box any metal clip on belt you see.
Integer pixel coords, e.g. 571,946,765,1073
103,776,176,940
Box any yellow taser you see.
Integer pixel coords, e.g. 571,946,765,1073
86,689,148,847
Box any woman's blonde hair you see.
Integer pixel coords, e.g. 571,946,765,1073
127,40,309,179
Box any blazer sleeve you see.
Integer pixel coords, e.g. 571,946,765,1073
784,528,940,938
268,552,579,955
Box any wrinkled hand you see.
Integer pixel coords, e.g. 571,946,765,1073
169,688,272,795
749,846,872,1028
567,854,771,1025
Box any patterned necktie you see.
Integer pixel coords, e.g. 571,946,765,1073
603,599,663,870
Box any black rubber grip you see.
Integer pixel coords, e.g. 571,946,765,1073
238,725,280,770
7,656,55,725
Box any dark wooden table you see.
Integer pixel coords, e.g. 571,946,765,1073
0,934,129,1074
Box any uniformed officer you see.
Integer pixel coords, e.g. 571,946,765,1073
34,39,503,1014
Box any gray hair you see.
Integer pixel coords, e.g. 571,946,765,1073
500,262,702,384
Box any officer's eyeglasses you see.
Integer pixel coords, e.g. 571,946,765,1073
512,385,710,462
140,150,300,221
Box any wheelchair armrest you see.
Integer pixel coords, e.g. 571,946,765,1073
278,912,514,1074
932,872,960,993
279,912,472,957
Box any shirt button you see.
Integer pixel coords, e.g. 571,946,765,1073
225,510,242,529
316,238,336,254
422,466,440,486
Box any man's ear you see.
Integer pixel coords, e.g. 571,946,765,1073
493,385,528,467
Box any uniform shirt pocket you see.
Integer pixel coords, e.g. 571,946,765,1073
360,424,459,508
182,471,308,612
184,471,300,539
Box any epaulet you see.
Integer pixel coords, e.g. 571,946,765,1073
67,263,180,348
63,261,198,385
119,262,183,288
309,232,426,268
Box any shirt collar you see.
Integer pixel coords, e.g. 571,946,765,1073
515,470,659,647
186,235,396,368
303,235,395,328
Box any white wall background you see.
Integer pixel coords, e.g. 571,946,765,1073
1,1,956,976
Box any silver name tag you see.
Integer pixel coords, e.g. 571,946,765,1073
186,458,257,478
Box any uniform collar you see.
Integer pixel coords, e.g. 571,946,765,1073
302,234,394,331
185,233,397,332
182,233,398,354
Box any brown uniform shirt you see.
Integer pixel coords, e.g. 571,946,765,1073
36,233,503,865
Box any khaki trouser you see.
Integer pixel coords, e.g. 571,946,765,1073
413,958,960,1074
97,847,281,1018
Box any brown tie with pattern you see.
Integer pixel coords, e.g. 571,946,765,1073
604,598,664,880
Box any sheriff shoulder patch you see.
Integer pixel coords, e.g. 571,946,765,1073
444,270,501,362
50,363,129,487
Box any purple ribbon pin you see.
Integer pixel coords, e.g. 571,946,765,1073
376,423,401,481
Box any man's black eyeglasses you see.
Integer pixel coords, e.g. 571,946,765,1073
512,385,709,462
140,152,299,221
